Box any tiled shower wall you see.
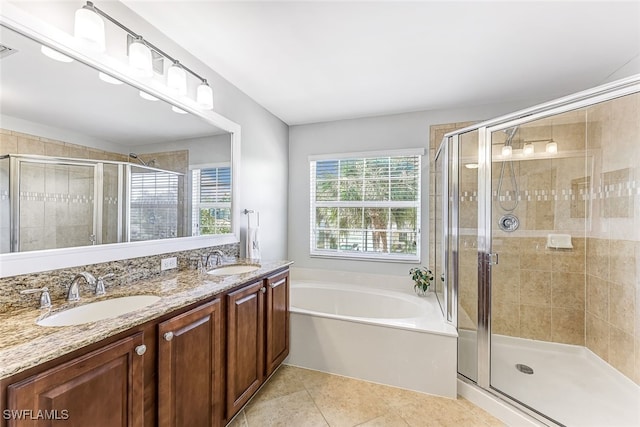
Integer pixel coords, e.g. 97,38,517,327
584,93,639,384
0,128,190,250
429,91,640,385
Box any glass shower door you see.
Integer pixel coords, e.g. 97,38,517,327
17,160,97,251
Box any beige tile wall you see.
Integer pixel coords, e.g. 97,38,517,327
584,92,640,385
430,90,640,386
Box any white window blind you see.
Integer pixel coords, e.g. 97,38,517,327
310,153,421,261
129,170,180,241
191,166,231,236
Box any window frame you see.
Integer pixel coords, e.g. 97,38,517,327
309,148,424,262
190,162,232,236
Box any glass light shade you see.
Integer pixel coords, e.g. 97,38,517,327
501,145,512,158
74,7,105,52
128,38,153,78
523,143,534,156
98,72,123,85
196,81,214,110
40,45,74,63
139,90,159,102
171,106,188,114
546,141,558,154
167,62,187,96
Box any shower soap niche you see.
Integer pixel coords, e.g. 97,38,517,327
546,234,573,249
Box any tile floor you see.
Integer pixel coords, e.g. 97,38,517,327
228,365,505,427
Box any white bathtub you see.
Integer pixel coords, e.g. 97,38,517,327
287,280,458,398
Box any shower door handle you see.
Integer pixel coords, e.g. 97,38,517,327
488,253,498,265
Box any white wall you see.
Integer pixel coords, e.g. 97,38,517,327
288,101,549,276
7,1,289,262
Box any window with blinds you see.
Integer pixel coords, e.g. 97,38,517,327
129,170,180,241
310,152,421,261
191,166,231,235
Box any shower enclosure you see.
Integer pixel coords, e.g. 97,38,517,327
435,75,640,426
0,154,184,253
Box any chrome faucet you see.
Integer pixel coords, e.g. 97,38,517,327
204,250,225,269
95,273,114,296
67,272,96,302
20,287,52,309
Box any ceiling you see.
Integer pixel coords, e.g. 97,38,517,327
124,1,639,126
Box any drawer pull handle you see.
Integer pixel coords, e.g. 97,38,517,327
260,287,266,294
164,332,174,341
135,345,147,356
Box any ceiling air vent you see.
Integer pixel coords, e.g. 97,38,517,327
0,44,17,59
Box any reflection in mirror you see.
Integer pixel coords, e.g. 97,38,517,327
0,24,233,253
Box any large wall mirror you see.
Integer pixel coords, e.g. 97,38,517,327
0,17,240,277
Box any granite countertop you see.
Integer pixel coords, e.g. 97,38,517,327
0,260,292,380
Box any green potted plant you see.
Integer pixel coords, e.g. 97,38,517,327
409,266,434,296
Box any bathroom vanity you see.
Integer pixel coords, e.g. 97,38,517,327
0,264,290,427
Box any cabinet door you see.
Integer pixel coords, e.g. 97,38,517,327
7,333,145,427
226,281,264,419
158,300,222,427
265,270,290,377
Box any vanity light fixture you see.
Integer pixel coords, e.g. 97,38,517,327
98,71,123,85
128,36,153,77
501,145,512,158
74,1,105,52
40,45,74,63
167,61,187,95
546,141,558,154
72,1,215,110
197,80,214,110
523,143,534,156
139,90,159,101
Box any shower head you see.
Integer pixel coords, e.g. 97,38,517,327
128,153,148,167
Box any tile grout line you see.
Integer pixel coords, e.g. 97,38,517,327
302,383,332,427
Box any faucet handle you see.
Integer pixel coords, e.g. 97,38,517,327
95,273,114,296
20,287,52,309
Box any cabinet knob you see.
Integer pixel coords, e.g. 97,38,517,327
164,332,174,341
135,345,147,356
260,287,266,294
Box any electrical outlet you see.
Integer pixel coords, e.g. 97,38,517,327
161,257,178,271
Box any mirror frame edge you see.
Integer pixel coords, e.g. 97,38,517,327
0,3,242,278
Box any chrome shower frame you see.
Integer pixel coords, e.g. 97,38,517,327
435,74,640,426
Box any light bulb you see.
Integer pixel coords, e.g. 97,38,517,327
40,45,74,63
546,141,558,154
523,143,534,156
74,4,105,52
167,61,187,96
501,145,512,158
171,106,187,114
139,91,159,102
197,80,214,110
128,37,153,78
98,72,123,85
464,163,479,169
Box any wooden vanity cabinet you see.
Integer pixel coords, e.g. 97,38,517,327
225,280,265,419
1,267,290,427
6,332,145,427
226,269,290,419
265,270,290,376
157,299,223,427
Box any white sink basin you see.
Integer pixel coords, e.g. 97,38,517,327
207,264,260,276
37,295,161,327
